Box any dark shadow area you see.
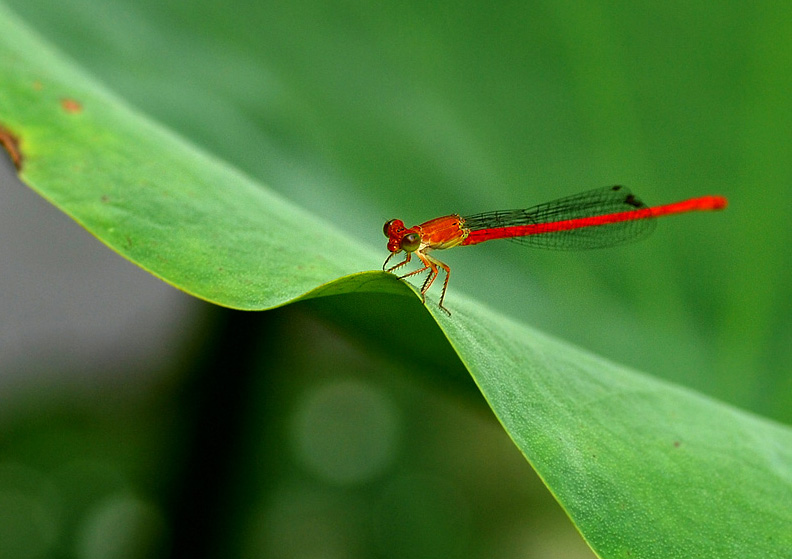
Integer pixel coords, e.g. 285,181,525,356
164,307,276,558
303,292,483,405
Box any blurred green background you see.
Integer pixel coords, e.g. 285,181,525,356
1,1,790,557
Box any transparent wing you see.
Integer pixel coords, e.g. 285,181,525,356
461,185,657,249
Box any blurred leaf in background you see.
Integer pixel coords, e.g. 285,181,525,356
1,0,791,558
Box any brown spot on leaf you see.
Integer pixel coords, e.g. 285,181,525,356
61,98,83,114
33,80,44,91
673,441,681,448
0,124,23,170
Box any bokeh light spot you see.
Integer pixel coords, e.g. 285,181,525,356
290,380,402,485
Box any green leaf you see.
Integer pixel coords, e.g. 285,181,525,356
433,296,792,557
2,2,791,558
0,2,380,310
